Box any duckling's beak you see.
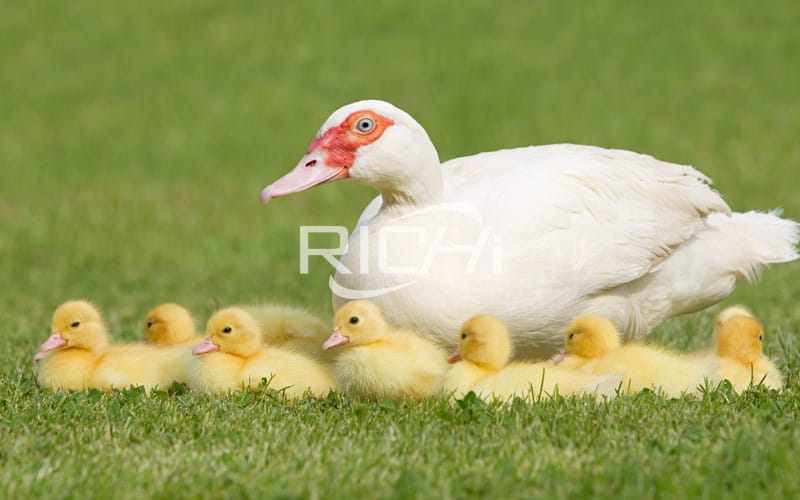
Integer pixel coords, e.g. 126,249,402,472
447,349,462,364
551,351,568,365
34,331,67,360
261,155,349,204
322,329,349,350
192,337,220,355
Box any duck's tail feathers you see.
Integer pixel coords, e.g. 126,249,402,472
706,210,800,282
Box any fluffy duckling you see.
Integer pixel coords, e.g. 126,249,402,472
445,315,622,400
715,314,783,391
558,315,719,397
187,307,335,397
241,303,334,364
35,300,178,392
142,303,204,346
322,300,448,401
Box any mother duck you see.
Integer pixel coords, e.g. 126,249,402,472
261,100,799,359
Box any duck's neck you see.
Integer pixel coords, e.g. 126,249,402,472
377,167,444,208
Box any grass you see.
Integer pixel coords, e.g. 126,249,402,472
2,0,800,498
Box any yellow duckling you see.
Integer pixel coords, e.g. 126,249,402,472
322,300,448,401
187,307,335,397
142,303,204,346
241,303,334,364
715,314,783,391
35,300,177,392
445,315,622,400
558,315,719,397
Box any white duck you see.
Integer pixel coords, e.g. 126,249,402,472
261,100,799,359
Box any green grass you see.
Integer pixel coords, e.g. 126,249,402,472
2,1,800,498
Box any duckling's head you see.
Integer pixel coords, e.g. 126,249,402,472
715,315,764,364
448,314,512,371
195,308,261,358
323,300,389,350
35,300,109,360
142,303,196,345
713,305,754,337
564,315,622,358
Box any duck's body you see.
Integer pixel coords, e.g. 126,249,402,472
35,301,179,392
444,315,622,401
262,100,799,359
559,316,719,397
240,303,334,364
187,308,335,397
323,300,447,400
713,312,783,391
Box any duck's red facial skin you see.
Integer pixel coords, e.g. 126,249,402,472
308,110,395,168
260,110,394,204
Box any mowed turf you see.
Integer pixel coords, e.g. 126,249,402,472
2,1,800,498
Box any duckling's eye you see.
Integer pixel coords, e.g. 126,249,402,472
146,321,153,328
349,316,359,325
568,333,575,340
222,326,232,334
461,332,467,340
355,117,375,134
758,335,763,341
70,321,80,328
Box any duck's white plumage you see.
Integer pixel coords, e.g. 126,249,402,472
262,100,799,359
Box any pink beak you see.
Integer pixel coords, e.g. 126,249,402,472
260,155,348,204
322,329,349,350
192,337,220,355
447,349,462,364
551,351,568,365
34,331,67,361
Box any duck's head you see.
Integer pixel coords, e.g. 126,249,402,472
35,300,109,360
323,300,389,350
715,315,765,364
564,315,622,359
448,315,512,371
142,303,196,345
261,100,441,205
195,308,261,358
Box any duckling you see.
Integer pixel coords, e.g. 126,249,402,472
713,305,754,338
187,307,335,397
322,300,448,401
445,315,622,400
142,303,203,346
35,300,177,392
240,303,334,364
715,314,783,391
559,315,719,397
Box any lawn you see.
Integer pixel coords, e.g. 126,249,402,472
2,1,800,498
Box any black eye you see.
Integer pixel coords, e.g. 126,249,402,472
222,326,232,334
568,333,575,340
355,117,375,134
70,321,80,328
146,321,153,328
758,335,763,341
349,316,359,325
461,332,467,340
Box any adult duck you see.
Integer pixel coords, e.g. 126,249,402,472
261,100,799,359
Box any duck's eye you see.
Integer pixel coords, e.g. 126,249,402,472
146,321,153,328
568,333,575,340
461,332,467,340
222,326,232,334
758,335,763,341
355,117,375,134
70,321,80,328
349,316,359,325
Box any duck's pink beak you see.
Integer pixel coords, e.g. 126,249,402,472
192,337,220,355
34,331,67,361
551,351,568,365
447,349,462,364
261,154,349,204
322,329,349,350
